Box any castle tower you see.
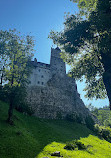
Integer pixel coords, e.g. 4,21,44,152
50,47,66,76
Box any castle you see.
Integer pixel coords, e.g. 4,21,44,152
27,47,90,122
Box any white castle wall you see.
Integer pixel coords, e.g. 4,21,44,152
29,64,51,87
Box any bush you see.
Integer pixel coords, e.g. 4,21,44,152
94,124,111,142
0,86,9,103
56,111,62,119
64,140,86,150
104,119,111,128
64,142,75,150
76,115,83,124
65,112,83,123
65,113,77,122
15,103,34,116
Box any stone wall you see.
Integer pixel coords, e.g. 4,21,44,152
27,73,90,122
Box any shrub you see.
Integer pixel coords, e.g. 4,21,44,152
104,119,111,128
65,113,77,122
76,115,83,124
64,142,75,150
102,129,110,140
65,112,83,123
0,86,9,103
64,140,86,150
56,111,62,119
15,103,34,116
94,124,111,142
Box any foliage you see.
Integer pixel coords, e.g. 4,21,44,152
56,111,62,119
0,29,34,123
64,140,86,150
66,112,78,122
0,29,34,87
49,0,111,107
0,85,34,116
70,0,97,16
97,109,111,125
104,119,111,128
15,103,34,116
90,106,111,127
86,103,96,111
94,124,111,142
65,112,83,123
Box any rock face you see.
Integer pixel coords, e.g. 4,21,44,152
27,47,90,122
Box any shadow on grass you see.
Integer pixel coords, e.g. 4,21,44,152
0,101,95,158
23,117,94,158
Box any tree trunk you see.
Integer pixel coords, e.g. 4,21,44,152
7,54,15,124
103,70,111,110
7,98,14,125
101,52,111,109
0,73,3,86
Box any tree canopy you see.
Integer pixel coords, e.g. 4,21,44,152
70,0,97,16
49,0,111,108
0,29,35,124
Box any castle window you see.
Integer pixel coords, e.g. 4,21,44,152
42,82,44,85
38,81,40,84
39,69,40,72
41,75,44,78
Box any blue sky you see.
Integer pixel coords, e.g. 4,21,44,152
0,0,109,108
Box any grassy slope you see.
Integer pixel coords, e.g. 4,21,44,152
0,101,111,158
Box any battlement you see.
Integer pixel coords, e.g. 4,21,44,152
51,47,61,58
31,60,50,70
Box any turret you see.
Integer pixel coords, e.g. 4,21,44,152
50,47,66,76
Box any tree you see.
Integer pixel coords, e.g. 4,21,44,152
86,103,95,112
70,0,97,16
0,29,34,124
49,0,111,108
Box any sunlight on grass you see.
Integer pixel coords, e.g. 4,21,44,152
1,101,111,158
37,135,111,158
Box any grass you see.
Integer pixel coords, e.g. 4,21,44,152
0,100,111,158
38,135,111,158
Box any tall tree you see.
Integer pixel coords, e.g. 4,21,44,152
0,29,34,124
49,0,111,108
70,0,97,16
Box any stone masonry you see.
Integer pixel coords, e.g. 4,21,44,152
27,47,90,122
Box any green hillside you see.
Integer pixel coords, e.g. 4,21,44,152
0,100,111,158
